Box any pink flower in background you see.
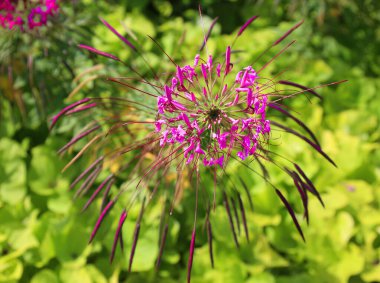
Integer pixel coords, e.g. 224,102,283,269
0,0,59,31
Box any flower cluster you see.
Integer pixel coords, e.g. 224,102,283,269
0,0,59,31
51,14,343,282
156,51,270,168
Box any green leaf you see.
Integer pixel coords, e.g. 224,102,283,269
0,139,27,204
246,272,276,283
31,270,59,283
59,267,92,283
0,259,23,282
28,145,67,196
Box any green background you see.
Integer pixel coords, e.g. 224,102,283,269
0,0,379,282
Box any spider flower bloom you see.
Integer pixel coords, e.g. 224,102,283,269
156,54,270,168
51,14,344,282
0,0,59,31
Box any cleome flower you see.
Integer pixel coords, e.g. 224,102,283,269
51,11,345,282
156,51,271,169
0,0,59,31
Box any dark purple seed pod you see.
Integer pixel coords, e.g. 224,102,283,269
78,44,120,61
89,200,115,243
237,16,259,36
50,98,92,129
187,228,196,283
223,192,239,248
199,17,219,51
110,209,127,263
275,189,305,242
206,219,214,268
99,17,136,51
155,223,169,270
273,19,304,46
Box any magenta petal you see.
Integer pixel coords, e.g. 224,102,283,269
177,65,184,85
201,64,208,81
216,156,224,168
225,46,231,75
172,100,187,111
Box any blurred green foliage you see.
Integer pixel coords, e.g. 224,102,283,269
0,0,379,282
